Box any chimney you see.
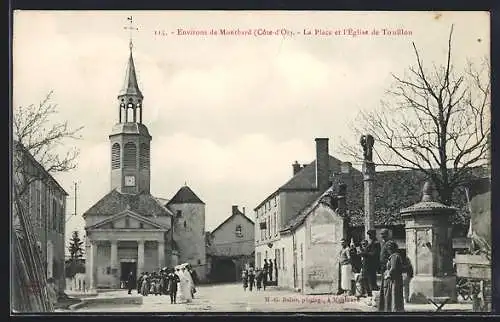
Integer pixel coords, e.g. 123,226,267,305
242,207,246,215
232,205,239,216
315,138,330,192
292,161,302,176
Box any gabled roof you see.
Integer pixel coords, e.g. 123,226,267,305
255,155,359,210
86,208,168,230
211,207,254,235
167,185,205,205
83,189,173,217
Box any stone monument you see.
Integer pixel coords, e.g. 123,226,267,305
400,181,457,303
360,134,375,237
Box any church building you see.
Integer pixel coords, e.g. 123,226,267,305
83,38,206,291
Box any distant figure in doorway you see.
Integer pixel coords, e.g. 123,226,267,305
263,259,269,282
127,272,134,294
382,241,404,312
268,259,273,282
366,229,381,294
339,238,352,295
261,264,268,290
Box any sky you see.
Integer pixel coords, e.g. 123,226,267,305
12,11,489,253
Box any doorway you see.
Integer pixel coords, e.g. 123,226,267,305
212,258,237,283
120,262,137,288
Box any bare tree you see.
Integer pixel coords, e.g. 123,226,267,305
12,91,83,312
340,25,490,205
13,90,83,196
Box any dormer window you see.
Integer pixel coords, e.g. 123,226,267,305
177,210,182,217
235,225,243,238
125,218,130,228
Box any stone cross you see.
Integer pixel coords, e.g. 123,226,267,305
360,134,374,162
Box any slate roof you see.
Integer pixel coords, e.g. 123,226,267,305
167,185,205,205
280,165,489,230
83,189,172,217
339,167,489,227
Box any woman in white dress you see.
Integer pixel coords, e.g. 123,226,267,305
178,266,193,303
174,267,184,302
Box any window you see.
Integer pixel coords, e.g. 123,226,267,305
139,143,150,169
176,210,182,217
274,197,277,207
123,142,137,168
300,243,303,261
198,259,201,265
125,218,130,228
139,223,144,229
111,143,120,169
235,224,243,238
110,222,114,229
184,221,187,229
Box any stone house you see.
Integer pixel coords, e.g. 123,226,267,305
12,140,68,294
206,205,254,283
279,187,348,294
254,138,359,276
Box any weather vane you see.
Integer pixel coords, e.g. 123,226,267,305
124,16,139,50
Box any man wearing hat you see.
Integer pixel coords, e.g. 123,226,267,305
364,229,381,294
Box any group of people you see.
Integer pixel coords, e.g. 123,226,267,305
241,258,277,292
126,263,198,304
338,228,413,312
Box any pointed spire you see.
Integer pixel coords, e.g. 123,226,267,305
119,49,143,99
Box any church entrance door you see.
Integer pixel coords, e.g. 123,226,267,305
120,262,137,288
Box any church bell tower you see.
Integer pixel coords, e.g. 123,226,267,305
109,28,151,194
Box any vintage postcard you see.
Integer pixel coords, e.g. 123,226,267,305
11,10,491,313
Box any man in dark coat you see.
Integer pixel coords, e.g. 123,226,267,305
268,259,274,282
273,259,278,282
365,229,381,293
167,269,180,304
378,229,393,311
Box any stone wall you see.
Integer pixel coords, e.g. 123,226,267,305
303,204,344,294
169,203,207,280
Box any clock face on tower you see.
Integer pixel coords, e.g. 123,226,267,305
124,175,136,187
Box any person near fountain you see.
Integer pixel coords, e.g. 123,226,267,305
382,241,404,312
